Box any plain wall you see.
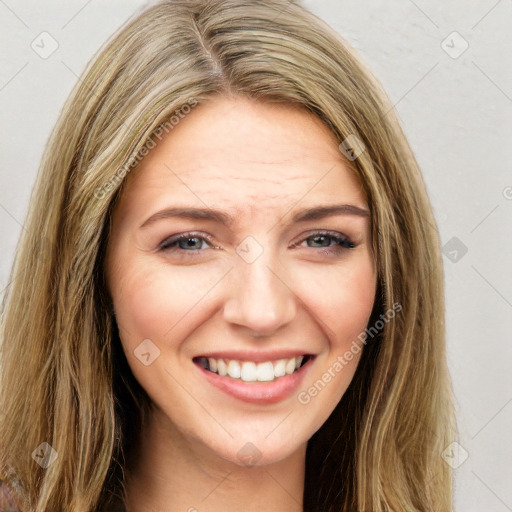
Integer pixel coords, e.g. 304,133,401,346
1,1,511,510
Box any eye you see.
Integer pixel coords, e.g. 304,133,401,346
158,230,356,257
159,232,215,255
296,230,356,255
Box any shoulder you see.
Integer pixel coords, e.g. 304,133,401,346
0,479,22,512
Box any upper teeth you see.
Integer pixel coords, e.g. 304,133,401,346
198,356,305,382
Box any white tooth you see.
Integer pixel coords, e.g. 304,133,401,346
285,358,296,375
217,359,227,376
274,359,286,377
240,361,257,382
227,360,241,379
295,355,304,369
256,361,275,381
208,358,217,373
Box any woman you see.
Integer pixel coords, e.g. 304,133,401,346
0,0,457,510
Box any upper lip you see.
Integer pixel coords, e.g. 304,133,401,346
193,350,314,362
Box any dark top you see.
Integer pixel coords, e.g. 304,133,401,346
0,479,22,512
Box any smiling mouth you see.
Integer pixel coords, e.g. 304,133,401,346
193,355,312,383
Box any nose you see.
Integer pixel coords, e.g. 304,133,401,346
222,249,297,337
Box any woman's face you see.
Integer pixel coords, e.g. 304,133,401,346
106,95,376,467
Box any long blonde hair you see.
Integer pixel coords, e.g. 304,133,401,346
0,0,457,510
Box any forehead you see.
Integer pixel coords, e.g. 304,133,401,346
116,96,367,218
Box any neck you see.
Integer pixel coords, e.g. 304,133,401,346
123,406,305,512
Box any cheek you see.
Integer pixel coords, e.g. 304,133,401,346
302,255,376,346
294,256,375,428
110,255,224,349
109,260,209,397
112,266,187,342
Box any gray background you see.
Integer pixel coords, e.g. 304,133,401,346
1,1,511,510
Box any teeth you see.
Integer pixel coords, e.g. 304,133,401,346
208,358,217,373
241,362,257,382
197,355,307,382
256,362,274,382
227,360,241,379
217,359,227,376
274,359,286,377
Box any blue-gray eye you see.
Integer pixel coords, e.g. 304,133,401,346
305,233,355,250
159,230,356,257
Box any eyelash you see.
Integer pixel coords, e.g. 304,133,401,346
158,230,356,257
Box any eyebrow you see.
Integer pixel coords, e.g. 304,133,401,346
140,203,370,229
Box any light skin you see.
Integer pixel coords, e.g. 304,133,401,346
105,95,377,512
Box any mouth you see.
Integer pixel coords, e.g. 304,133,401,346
192,353,315,404
193,354,312,382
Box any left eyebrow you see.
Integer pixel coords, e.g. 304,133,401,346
139,203,370,229
290,204,370,222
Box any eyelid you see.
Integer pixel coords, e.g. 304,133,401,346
292,229,354,247
158,231,217,250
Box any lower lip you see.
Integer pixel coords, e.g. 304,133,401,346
195,358,314,404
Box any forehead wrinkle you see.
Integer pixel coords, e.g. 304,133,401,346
176,169,312,185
